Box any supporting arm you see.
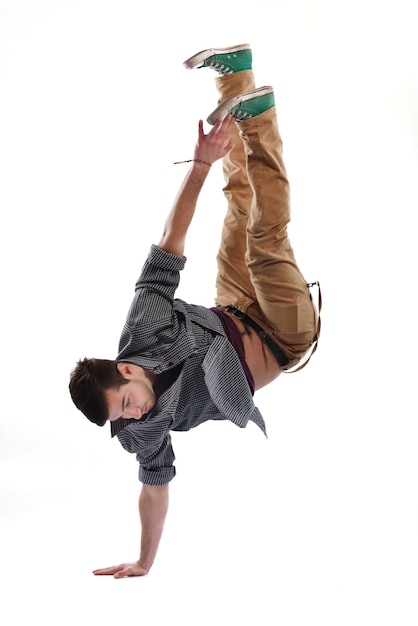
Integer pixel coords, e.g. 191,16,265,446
92,484,169,578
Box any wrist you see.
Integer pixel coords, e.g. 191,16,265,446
192,158,212,168
137,560,151,575
173,158,212,168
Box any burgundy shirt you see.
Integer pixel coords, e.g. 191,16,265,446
210,307,255,394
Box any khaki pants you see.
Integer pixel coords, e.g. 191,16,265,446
214,71,319,367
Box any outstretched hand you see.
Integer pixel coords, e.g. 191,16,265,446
93,560,148,579
194,115,234,166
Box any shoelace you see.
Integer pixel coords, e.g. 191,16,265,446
231,109,253,121
207,61,234,75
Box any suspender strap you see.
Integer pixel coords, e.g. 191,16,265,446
218,306,291,367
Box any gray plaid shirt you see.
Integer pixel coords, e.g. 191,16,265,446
110,245,266,485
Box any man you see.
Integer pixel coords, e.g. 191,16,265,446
69,44,320,578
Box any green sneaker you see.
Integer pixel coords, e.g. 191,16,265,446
207,86,274,125
183,44,252,74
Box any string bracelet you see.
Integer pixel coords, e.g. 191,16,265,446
173,159,212,167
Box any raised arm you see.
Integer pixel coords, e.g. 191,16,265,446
158,115,234,257
93,484,169,578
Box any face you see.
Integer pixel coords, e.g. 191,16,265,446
105,363,157,422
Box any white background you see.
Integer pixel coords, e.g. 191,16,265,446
1,1,417,624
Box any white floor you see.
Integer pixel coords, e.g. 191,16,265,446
1,1,418,625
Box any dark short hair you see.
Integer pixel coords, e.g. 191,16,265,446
69,358,129,426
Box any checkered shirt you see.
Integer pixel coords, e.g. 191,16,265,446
110,245,267,485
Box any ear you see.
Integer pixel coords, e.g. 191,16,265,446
116,362,134,379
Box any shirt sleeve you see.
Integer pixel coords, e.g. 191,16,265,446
137,432,176,486
116,413,176,486
117,245,194,369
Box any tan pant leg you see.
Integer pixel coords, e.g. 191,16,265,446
215,71,258,308
214,74,317,364
239,107,317,362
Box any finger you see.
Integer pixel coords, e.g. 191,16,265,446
218,113,233,131
213,115,232,139
93,565,123,576
213,116,226,133
223,138,234,154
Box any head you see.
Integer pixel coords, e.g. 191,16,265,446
69,358,129,426
69,358,157,426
